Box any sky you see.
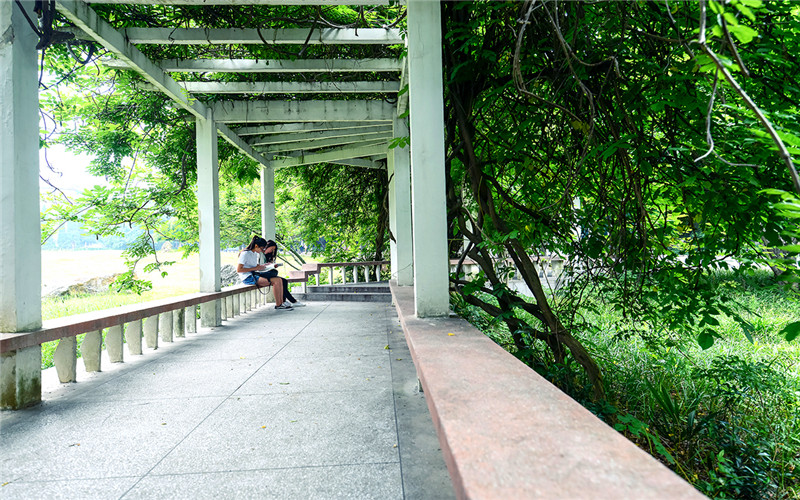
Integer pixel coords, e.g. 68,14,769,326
39,144,103,197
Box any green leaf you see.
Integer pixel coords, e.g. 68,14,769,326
697,332,715,350
728,24,758,44
779,321,800,342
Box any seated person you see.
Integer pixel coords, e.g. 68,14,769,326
261,239,304,308
237,236,292,310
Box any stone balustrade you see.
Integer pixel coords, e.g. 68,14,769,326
287,260,390,287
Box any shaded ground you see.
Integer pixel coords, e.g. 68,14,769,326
1,301,454,500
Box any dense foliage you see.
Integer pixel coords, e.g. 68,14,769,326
441,1,799,496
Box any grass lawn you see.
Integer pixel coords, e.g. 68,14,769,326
42,249,241,305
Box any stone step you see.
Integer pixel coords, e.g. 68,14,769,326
294,291,392,303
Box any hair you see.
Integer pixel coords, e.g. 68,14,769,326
244,235,268,253
263,239,278,262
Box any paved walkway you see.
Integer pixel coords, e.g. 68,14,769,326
1,301,454,499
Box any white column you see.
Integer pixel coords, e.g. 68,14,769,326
391,115,413,286
408,0,449,317
197,109,221,326
0,0,42,409
261,166,276,240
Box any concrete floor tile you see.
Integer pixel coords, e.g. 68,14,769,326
0,397,223,482
151,391,399,474
235,354,391,395
158,335,287,362
127,463,402,500
76,358,259,401
0,477,139,500
276,334,390,358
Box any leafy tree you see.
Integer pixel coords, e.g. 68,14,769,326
441,0,799,399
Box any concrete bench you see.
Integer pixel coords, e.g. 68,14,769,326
389,282,705,499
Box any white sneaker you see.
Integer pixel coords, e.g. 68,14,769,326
291,301,306,307
275,303,293,310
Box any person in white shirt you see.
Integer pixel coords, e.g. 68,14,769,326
237,236,291,310
261,239,304,308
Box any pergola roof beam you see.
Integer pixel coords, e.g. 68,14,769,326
103,58,403,73
248,124,392,146
216,123,272,165
329,158,385,169
256,132,392,154
234,121,391,136
268,142,388,169
110,27,403,45
140,81,400,94
84,0,393,4
211,99,395,123
55,0,206,120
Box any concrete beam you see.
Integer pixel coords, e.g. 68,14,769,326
248,124,392,146
258,132,392,154
268,142,388,169
104,58,403,73
56,0,206,120
330,158,384,169
216,123,273,165
211,99,395,123
141,80,400,94
234,121,391,136
85,0,393,4
111,27,402,45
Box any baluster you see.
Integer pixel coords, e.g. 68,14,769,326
81,330,102,372
250,290,256,309
106,325,124,362
159,311,173,343
315,273,319,286
126,319,143,354
341,266,347,285
227,295,235,317
173,308,185,338
233,293,240,314
186,306,197,334
53,337,77,383
354,265,359,284
365,265,370,283
220,296,228,321
144,314,159,349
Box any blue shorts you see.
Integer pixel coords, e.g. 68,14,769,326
244,270,278,285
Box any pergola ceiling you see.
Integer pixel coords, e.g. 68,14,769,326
54,0,408,170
